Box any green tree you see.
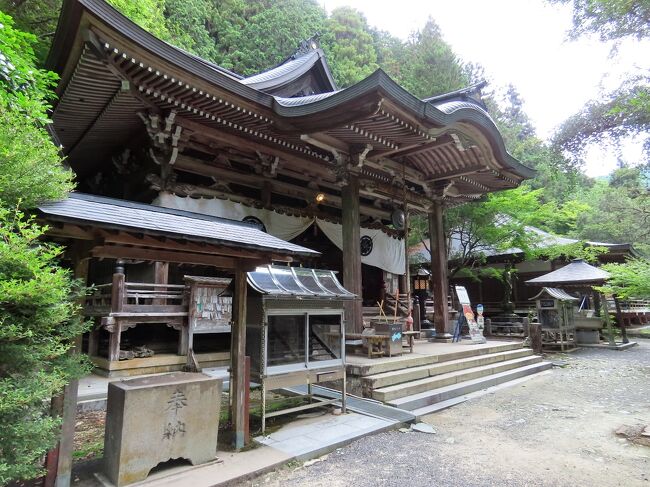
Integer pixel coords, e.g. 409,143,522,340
0,0,169,63
0,12,89,482
598,258,650,299
553,78,650,165
551,0,650,41
371,28,406,84
573,168,650,253
400,18,467,98
549,0,650,165
321,6,377,87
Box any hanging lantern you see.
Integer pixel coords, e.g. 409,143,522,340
413,268,430,291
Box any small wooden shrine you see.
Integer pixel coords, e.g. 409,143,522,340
529,287,579,351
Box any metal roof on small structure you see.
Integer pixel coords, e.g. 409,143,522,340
38,193,318,257
529,287,579,301
247,265,356,299
525,259,610,287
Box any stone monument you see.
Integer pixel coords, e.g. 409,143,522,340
103,372,222,486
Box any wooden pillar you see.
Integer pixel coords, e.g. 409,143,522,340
341,174,363,333
428,200,450,338
230,262,248,449
403,204,411,314
108,272,125,362
87,325,99,357
53,256,89,487
600,293,617,346
153,261,169,305
613,295,629,344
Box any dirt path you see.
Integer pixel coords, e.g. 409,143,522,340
251,340,650,487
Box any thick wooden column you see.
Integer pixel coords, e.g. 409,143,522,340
230,262,248,449
341,174,363,333
403,205,411,314
428,200,450,338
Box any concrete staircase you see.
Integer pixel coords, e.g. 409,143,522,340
355,342,551,420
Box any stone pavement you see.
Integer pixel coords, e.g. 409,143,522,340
114,411,400,487
254,411,398,460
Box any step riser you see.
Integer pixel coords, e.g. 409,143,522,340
374,356,543,402
389,362,552,411
348,342,524,377
363,349,533,390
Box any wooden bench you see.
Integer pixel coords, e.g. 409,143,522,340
346,333,392,358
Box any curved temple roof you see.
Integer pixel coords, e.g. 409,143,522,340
526,259,611,287
241,36,338,96
47,0,534,211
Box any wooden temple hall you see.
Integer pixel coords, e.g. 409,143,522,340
44,0,535,384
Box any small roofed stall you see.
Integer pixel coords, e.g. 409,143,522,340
529,287,579,351
37,192,319,452
526,259,613,347
246,265,355,433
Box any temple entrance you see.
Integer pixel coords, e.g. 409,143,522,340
291,225,393,307
361,264,383,306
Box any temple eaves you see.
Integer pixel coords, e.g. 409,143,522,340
47,0,535,219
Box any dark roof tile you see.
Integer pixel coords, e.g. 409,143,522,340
38,193,318,257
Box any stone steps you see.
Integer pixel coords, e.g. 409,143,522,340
347,341,523,377
408,369,551,419
388,362,552,412
374,355,543,403
361,348,534,391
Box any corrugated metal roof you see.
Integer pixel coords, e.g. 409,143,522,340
529,287,579,301
38,193,318,256
247,265,355,299
526,259,610,286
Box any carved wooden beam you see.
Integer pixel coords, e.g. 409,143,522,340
90,245,241,268
170,156,394,220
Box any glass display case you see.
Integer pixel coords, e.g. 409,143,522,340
246,265,356,432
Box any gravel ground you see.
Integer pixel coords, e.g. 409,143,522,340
250,340,650,487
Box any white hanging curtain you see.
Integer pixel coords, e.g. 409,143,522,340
153,193,405,275
154,193,313,241
316,219,405,275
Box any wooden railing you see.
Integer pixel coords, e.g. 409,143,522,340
607,299,650,313
85,274,186,316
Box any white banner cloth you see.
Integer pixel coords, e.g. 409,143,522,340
153,193,405,274
315,219,405,275
154,193,312,242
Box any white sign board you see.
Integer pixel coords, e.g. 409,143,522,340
455,286,486,344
